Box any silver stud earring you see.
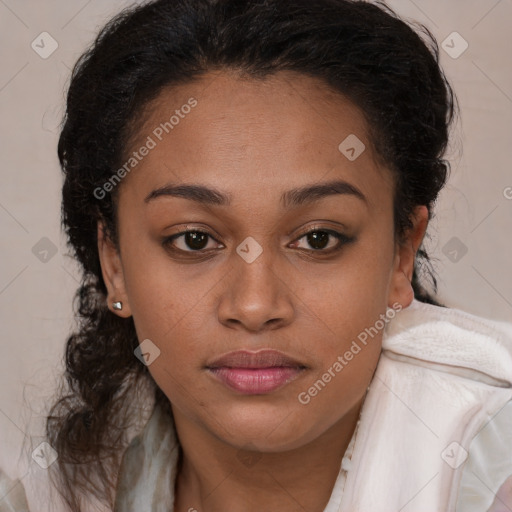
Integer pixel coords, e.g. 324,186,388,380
112,301,123,311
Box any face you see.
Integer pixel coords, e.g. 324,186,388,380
98,70,427,452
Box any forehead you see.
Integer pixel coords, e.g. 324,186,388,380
117,70,393,213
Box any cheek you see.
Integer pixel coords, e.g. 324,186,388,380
120,251,225,404
119,233,217,338
296,234,394,341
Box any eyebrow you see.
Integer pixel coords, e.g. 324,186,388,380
144,179,367,208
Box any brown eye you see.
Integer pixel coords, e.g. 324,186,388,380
291,229,354,253
163,230,221,252
304,231,330,250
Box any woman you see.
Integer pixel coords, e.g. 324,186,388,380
1,0,511,510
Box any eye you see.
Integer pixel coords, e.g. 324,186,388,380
163,226,354,256
290,228,354,253
163,230,223,253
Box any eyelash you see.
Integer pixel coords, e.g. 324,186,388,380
162,227,354,257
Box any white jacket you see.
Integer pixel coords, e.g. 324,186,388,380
1,299,512,511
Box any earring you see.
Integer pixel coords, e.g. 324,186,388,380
112,301,123,311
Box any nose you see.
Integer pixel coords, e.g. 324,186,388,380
217,243,295,333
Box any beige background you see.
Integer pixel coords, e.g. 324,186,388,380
0,0,511,484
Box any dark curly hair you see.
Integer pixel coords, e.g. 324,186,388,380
45,0,457,509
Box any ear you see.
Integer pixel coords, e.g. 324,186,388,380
97,221,132,318
387,205,429,309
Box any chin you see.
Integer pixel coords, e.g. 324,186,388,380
208,404,313,451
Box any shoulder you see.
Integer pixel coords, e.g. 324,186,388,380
1,377,156,512
0,455,108,512
457,398,512,511
114,400,179,511
0,460,70,512
0,466,30,512
382,299,512,385
382,300,512,511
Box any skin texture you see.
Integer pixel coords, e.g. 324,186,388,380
98,70,428,511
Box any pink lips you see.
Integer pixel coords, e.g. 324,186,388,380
206,349,306,395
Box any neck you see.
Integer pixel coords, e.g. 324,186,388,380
172,399,364,512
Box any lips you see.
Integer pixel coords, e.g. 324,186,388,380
206,349,306,369
205,349,307,394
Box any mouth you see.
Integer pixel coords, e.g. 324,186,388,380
205,349,307,395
